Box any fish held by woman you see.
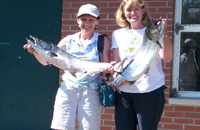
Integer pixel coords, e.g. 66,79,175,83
26,35,110,74
111,18,165,92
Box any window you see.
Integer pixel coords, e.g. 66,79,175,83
172,0,200,98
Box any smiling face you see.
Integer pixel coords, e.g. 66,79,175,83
77,14,99,35
124,3,145,29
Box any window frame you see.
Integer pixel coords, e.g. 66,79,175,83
172,0,200,98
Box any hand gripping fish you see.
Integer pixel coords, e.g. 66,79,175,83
111,18,165,92
26,36,110,74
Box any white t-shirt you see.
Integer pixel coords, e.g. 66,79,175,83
111,27,165,93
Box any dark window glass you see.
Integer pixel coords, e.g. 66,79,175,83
179,32,200,91
182,0,200,24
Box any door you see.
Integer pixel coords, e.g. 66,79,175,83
0,1,62,129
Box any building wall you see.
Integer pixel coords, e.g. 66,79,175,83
60,0,200,130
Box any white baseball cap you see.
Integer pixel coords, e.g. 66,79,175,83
77,4,99,18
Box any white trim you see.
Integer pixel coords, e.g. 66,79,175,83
172,0,200,99
169,97,200,107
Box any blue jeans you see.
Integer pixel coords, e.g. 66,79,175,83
115,86,166,130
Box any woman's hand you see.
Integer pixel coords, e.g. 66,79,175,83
162,19,168,36
23,44,35,54
103,61,116,74
23,44,49,66
112,72,129,87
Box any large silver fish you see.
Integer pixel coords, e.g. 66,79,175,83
111,18,165,91
26,36,110,73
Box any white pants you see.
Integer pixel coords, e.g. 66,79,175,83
51,81,102,130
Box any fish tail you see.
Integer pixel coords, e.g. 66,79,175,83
114,58,127,73
111,75,124,93
116,86,121,94
110,84,121,94
111,75,123,86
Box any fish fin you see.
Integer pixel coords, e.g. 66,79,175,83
50,52,58,57
69,71,76,77
46,61,51,67
127,81,136,85
157,41,162,49
114,58,127,73
88,71,101,76
144,68,151,78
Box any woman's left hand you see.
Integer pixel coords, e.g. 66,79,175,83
103,61,116,74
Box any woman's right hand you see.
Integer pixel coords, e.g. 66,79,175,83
23,44,49,66
112,72,128,87
23,44,35,54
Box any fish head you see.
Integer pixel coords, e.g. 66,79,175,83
145,17,164,42
26,35,52,51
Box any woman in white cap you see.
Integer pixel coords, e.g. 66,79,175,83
23,4,112,130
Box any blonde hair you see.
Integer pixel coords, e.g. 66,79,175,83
115,0,150,28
